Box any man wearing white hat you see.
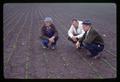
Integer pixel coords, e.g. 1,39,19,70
40,17,58,50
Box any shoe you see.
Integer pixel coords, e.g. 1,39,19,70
88,54,101,59
41,43,48,49
76,47,82,50
93,54,101,59
42,46,48,49
87,55,95,58
50,45,56,50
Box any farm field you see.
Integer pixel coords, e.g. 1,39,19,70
3,3,116,79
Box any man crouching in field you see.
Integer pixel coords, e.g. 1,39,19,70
76,19,104,59
68,18,85,49
40,17,58,50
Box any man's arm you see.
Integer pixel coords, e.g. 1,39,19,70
83,31,97,45
75,29,85,38
75,21,85,38
52,24,58,38
40,26,49,40
68,25,74,38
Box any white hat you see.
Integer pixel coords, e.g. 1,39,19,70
44,17,53,22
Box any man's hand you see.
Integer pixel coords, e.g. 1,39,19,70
72,36,77,42
49,36,55,43
75,41,80,48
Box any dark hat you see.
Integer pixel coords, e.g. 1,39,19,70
82,19,92,25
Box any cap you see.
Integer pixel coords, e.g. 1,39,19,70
82,19,92,25
44,17,53,22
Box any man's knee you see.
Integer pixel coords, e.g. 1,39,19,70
54,36,59,42
98,44,104,52
42,39,49,44
68,37,78,44
84,43,104,55
68,37,71,41
68,37,72,42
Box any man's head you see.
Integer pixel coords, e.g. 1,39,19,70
44,17,53,26
72,18,79,28
82,19,92,32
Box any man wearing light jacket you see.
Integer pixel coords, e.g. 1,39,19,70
68,18,85,48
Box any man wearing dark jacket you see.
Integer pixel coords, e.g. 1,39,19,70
40,17,58,49
76,19,104,59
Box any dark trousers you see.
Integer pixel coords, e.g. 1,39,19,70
81,43,104,56
41,28,58,47
68,37,79,44
41,37,58,47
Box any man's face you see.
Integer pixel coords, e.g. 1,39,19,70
83,24,90,32
45,21,51,26
72,21,79,28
